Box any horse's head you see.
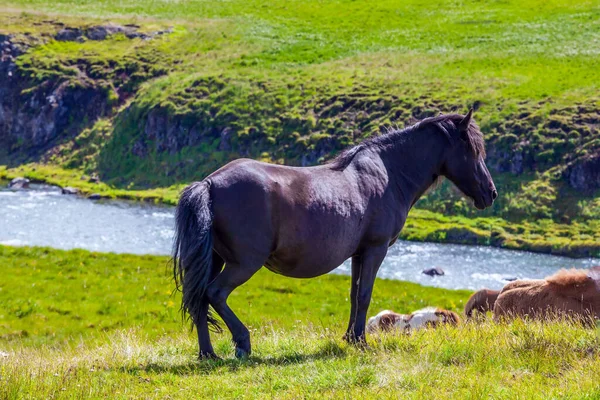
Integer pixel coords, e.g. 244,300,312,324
440,110,497,210
434,309,461,326
547,268,600,305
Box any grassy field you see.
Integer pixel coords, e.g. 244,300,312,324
2,246,600,398
0,246,470,346
2,3,600,397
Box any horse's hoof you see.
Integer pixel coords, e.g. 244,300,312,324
356,340,370,350
343,332,353,343
344,333,368,347
344,332,363,343
199,351,221,361
235,347,250,359
234,335,251,359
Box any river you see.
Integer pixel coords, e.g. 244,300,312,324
1,184,598,290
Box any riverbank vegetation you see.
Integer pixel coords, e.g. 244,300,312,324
0,1,599,256
1,246,599,398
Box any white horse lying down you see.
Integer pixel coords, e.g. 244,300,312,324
367,307,461,333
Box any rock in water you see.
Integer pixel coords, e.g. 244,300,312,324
61,187,78,195
88,193,102,200
8,177,30,189
422,267,445,277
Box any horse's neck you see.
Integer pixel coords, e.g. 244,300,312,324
379,131,446,209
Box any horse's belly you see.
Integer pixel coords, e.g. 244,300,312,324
264,252,349,278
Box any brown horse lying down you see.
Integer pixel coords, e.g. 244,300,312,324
367,307,460,333
464,289,500,318
493,268,600,325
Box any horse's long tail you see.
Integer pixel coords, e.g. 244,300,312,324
172,180,220,330
464,289,500,318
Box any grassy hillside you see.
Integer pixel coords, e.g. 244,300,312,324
1,246,600,398
0,1,599,255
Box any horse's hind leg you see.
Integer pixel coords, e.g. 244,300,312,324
206,262,262,358
196,251,224,359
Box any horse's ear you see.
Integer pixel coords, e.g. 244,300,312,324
458,109,473,139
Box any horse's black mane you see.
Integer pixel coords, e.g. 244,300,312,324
330,114,485,171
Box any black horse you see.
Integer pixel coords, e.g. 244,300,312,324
173,110,497,359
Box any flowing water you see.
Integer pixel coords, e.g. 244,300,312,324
1,185,598,290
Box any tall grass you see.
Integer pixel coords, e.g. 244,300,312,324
2,321,599,398
1,246,599,398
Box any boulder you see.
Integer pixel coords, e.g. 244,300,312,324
86,26,111,41
8,177,29,189
422,267,445,277
564,154,600,192
55,28,83,42
88,193,103,200
54,24,173,42
61,186,78,195
87,24,142,40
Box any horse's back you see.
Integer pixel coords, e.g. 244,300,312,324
494,278,599,321
500,279,544,293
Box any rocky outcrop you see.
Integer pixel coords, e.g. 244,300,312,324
0,34,25,153
55,24,173,42
125,109,223,157
484,105,600,192
0,35,112,161
564,154,600,192
486,146,529,175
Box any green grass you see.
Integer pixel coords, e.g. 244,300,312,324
0,246,469,346
2,246,600,398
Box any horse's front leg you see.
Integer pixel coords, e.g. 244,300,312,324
344,255,360,342
345,245,388,344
